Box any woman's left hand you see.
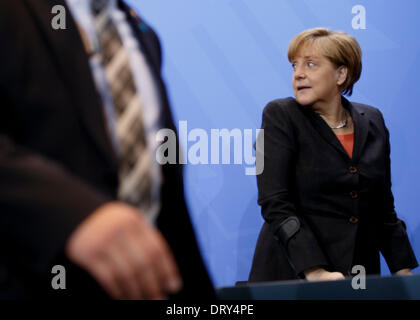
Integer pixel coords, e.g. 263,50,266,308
395,268,413,276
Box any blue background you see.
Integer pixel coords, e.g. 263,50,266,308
128,0,420,287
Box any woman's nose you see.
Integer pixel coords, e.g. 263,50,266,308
294,68,306,80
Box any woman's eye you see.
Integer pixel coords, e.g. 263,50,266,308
291,63,296,70
307,62,315,67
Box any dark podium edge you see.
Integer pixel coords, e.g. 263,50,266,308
216,274,420,300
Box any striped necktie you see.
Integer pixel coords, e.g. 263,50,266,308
91,0,152,214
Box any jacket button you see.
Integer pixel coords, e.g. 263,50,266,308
349,191,358,199
349,216,359,224
349,166,358,174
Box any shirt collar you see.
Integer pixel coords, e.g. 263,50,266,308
66,0,117,13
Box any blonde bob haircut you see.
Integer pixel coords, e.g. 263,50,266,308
287,28,362,96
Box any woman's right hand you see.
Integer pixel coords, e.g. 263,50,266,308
304,266,345,282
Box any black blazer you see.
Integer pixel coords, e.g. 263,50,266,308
0,0,214,299
248,97,418,282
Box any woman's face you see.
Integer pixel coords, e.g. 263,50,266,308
291,44,346,107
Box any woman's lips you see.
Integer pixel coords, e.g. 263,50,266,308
297,86,311,91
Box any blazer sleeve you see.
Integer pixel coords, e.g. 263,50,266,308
257,100,330,277
376,109,418,272
0,132,113,279
0,4,115,280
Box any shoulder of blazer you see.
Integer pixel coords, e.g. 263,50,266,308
264,97,298,111
267,97,383,118
349,100,384,123
263,97,385,128
262,97,301,120
262,97,321,132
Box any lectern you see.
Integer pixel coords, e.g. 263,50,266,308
217,274,420,300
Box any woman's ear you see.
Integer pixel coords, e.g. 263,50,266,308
336,66,348,86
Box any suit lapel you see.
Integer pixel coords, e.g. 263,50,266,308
349,99,369,163
23,0,119,169
118,1,161,75
117,1,175,131
299,96,369,163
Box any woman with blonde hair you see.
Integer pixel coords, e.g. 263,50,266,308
249,28,418,282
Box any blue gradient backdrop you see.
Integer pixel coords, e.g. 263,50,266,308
127,0,420,287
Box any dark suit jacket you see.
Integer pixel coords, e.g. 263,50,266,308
248,97,418,282
0,0,214,299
